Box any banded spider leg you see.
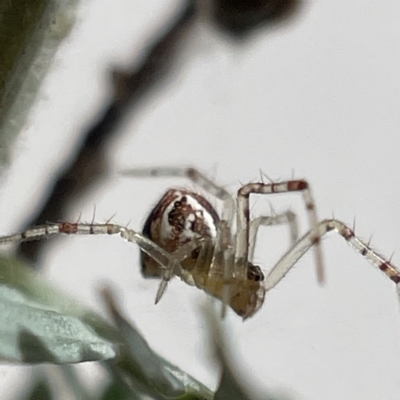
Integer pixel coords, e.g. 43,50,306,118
264,219,400,299
0,222,183,275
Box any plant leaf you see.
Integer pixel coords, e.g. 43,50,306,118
0,256,119,364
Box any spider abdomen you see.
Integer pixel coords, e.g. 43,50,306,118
141,189,220,277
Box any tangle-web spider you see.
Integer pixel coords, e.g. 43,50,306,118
1,166,400,319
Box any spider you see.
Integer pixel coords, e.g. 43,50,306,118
1,166,400,319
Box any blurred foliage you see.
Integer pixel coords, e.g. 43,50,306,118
0,257,118,364
0,0,78,166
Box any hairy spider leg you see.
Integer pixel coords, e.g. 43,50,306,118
120,167,235,223
248,210,299,262
236,180,324,283
154,236,209,303
1,220,253,316
264,219,400,297
0,221,221,306
0,222,186,282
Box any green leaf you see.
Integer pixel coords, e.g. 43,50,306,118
100,380,142,400
0,256,119,364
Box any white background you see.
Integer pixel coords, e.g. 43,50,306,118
1,1,400,399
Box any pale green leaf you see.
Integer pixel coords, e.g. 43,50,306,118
0,256,119,364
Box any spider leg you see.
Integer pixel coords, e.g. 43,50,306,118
235,180,325,283
120,166,235,223
263,219,400,296
0,222,186,302
154,237,209,303
216,220,235,318
121,230,217,303
248,210,299,263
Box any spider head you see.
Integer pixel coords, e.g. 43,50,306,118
226,263,265,320
247,263,265,282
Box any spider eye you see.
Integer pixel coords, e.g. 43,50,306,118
247,263,264,282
